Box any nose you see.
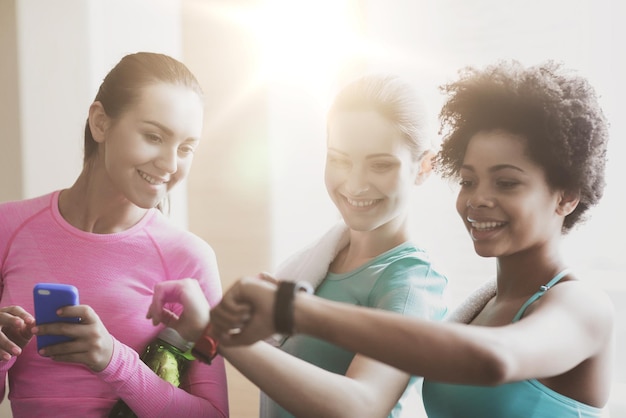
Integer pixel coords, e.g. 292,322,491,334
465,190,495,209
345,166,370,195
154,147,178,174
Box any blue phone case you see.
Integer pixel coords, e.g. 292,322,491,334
33,283,80,350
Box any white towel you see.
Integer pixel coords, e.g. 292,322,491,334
445,279,496,324
267,221,350,346
274,221,351,289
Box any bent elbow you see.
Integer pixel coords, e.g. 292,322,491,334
478,346,518,385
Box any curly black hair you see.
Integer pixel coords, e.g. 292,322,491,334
434,60,610,232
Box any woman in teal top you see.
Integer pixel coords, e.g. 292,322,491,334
179,60,613,418
255,74,448,418
146,74,447,418
256,73,448,418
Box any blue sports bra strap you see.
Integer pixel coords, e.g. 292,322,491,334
512,269,571,323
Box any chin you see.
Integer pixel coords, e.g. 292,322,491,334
130,196,162,210
342,218,374,232
472,244,497,258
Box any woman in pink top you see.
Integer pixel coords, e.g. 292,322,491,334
0,52,228,417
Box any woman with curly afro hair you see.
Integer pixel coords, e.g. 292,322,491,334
146,60,614,418
418,59,613,417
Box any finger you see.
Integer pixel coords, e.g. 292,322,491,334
210,314,247,336
155,309,180,327
217,290,254,313
33,305,94,339
10,327,33,347
32,322,76,339
0,314,23,331
0,312,30,330
211,304,251,329
56,305,89,324
146,302,164,323
0,306,35,325
146,304,178,326
0,333,23,359
209,306,252,335
258,272,279,284
146,282,175,320
148,279,209,324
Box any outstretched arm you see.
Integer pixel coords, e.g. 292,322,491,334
215,276,613,387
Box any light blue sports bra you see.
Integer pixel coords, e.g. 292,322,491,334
422,269,605,418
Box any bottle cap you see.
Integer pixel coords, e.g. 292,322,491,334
157,327,193,352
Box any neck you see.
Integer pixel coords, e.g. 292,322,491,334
331,219,410,273
59,168,149,234
494,242,567,299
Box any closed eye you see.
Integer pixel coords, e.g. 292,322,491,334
370,161,395,171
496,179,520,189
459,179,474,188
179,144,196,155
145,133,162,143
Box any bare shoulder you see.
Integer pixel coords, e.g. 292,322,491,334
541,277,615,336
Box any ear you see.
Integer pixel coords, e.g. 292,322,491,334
414,150,434,185
556,189,580,216
88,101,109,143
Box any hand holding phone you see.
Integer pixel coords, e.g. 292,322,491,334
33,283,80,351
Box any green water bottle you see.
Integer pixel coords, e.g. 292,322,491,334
108,327,195,417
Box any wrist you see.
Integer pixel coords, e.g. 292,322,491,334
273,281,313,335
292,290,313,336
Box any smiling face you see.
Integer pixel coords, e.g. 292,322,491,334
94,83,204,209
325,109,422,233
456,129,570,258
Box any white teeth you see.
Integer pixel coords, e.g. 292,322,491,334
139,171,166,185
346,198,377,207
471,221,505,231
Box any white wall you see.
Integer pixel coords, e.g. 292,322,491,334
15,0,189,227
265,1,625,416
2,1,187,416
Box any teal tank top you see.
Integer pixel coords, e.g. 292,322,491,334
261,242,448,418
422,269,605,418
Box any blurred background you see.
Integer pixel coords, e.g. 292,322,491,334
1,0,624,417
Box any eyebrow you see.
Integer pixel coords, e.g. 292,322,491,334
143,120,173,136
461,163,525,173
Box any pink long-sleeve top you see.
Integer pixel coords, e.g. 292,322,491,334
0,191,228,417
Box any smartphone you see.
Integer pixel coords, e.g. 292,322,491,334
33,283,80,350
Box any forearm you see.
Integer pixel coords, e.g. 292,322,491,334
98,337,228,417
222,342,401,418
294,293,505,384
